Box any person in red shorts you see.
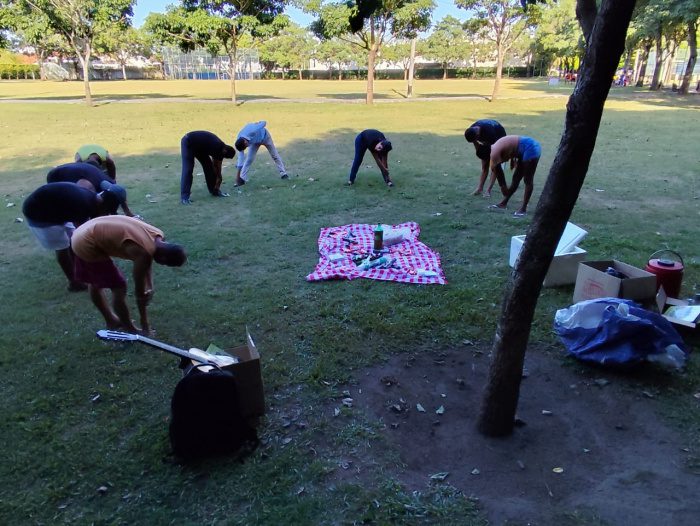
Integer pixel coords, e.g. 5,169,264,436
71,216,187,334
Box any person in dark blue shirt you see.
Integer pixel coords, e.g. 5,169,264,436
47,162,134,216
464,119,507,196
22,182,120,291
347,129,393,187
180,131,236,204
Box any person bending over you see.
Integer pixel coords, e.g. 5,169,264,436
464,119,506,196
75,144,117,181
22,182,124,291
347,129,393,187
488,135,541,217
234,121,288,186
71,215,187,334
48,161,134,217
180,131,236,204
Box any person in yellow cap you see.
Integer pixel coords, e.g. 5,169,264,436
75,144,117,181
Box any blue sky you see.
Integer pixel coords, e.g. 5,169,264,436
132,1,467,28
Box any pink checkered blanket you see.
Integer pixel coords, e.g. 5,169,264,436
306,222,446,284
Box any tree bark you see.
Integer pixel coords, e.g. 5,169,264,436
477,0,637,438
491,45,504,101
679,20,697,94
407,38,416,98
649,28,664,90
122,63,127,80
636,42,651,86
366,20,377,105
77,42,93,107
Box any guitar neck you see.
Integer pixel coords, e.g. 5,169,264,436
135,335,214,366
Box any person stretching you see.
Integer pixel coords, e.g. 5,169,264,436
75,144,117,181
180,131,236,204
234,121,288,186
347,129,393,187
464,119,506,196
487,135,541,217
71,215,187,334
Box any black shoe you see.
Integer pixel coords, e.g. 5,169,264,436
234,179,245,187
386,180,394,187
213,190,230,197
280,173,289,180
181,198,192,205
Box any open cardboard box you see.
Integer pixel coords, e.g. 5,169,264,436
656,287,699,330
573,260,657,303
509,222,588,287
222,328,265,420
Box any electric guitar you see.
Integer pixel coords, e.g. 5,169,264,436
96,330,238,369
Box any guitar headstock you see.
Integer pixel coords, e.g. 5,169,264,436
96,330,140,342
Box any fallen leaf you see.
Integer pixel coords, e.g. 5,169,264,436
333,408,340,417
552,467,564,474
430,472,449,481
435,406,445,415
471,468,480,475
416,403,426,413
541,410,553,416
341,398,353,407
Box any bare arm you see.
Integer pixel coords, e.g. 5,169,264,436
105,156,117,181
122,241,154,330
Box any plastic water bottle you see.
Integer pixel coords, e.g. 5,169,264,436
373,223,383,252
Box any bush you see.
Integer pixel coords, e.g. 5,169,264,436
0,63,40,80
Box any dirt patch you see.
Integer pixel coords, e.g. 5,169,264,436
346,345,699,525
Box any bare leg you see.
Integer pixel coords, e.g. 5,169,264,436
515,160,538,215
56,248,86,291
487,163,508,198
111,287,140,333
89,285,122,328
496,163,525,209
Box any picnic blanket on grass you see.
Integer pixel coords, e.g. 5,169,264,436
306,222,446,284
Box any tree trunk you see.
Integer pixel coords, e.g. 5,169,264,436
229,49,238,103
339,67,343,81
491,45,504,101
407,38,416,98
77,43,93,107
636,42,651,86
366,21,377,105
649,30,664,90
679,20,697,94
122,62,127,80
299,68,303,80
662,42,677,87
477,0,637,438
38,49,46,81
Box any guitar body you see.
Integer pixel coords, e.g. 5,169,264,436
169,364,258,461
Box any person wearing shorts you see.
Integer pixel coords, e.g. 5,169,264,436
347,129,393,187
22,182,123,291
180,131,236,204
487,135,542,217
47,162,134,216
71,215,187,334
464,119,507,196
234,121,288,186
75,144,117,181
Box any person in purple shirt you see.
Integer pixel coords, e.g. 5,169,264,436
347,129,393,187
234,121,288,186
180,131,236,205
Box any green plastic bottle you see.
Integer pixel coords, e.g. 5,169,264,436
373,223,384,252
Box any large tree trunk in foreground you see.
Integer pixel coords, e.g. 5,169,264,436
477,0,637,437
679,21,697,95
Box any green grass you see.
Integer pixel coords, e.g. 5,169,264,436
0,78,698,524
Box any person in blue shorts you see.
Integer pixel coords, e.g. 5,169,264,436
487,135,541,217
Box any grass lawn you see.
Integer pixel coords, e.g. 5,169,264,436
0,78,698,524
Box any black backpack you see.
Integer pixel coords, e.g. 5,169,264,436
169,364,258,461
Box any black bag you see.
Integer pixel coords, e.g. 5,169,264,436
169,364,258,460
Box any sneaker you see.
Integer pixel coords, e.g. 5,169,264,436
181,198,192,205
346,180,354,186
386,179,394,187
213,190,230,197
280,173,289,180
513,211,526,217
234,179,245,187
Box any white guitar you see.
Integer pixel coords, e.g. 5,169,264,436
96,330,238,368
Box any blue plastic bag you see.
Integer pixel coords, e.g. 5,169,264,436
554,298,688,368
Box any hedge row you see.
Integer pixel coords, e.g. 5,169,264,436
261,66,532,81
0,63,40,79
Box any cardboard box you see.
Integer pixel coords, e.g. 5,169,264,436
573,260,657,303
509,222,588,287
656,287,699,330
510,235,587,287
222,328,265,419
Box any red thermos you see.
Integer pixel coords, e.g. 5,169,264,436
645,250,684,298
